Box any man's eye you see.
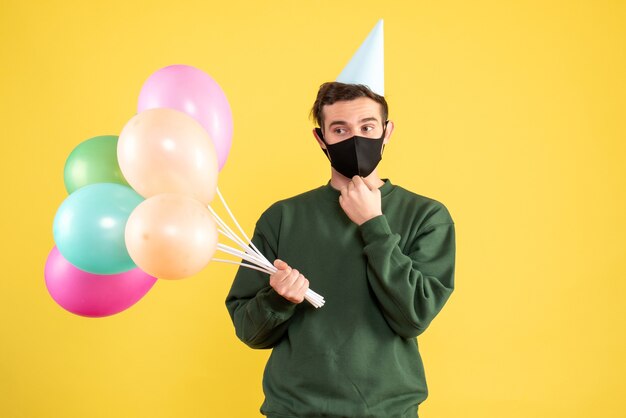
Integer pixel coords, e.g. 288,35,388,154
362,126,374,132
334,128,346,134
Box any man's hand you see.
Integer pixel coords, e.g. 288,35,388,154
270,259,309,304
339,176,383,225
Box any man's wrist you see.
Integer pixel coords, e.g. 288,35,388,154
358,214,392,243
358,212,383,226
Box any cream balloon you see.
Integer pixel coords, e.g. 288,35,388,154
125,194,218,280
117,108,219,205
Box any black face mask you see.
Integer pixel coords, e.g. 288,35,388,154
316,122,387,179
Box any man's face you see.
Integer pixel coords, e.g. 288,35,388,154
320,97,386,145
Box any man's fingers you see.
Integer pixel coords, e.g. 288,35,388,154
289,275,309,302
270,265,309,304
282,268,300,287
352,176,366,188
352,176,371,191
361,176,375,190
270,265,292,284
297,276,309,294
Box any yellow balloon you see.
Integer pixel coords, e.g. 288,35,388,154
125,194,218,280
118,108,219,205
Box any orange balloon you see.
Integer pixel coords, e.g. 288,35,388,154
118,108,219,205
125,194,218,280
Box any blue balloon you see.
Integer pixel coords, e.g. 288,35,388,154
53,183,144,274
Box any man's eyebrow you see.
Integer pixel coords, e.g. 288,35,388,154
360,117,380,123
328,117,380,128
328,120,348,128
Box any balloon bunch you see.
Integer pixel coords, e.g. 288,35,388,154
46,65,324,318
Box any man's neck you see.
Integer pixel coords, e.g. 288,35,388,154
329,168,385,191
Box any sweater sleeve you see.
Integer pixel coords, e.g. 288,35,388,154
225,211,297,349
358,207,456,339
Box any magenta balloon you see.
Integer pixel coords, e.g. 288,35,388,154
44,246,157,318
137,64,233,171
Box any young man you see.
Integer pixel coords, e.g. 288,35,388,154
225,82,456,417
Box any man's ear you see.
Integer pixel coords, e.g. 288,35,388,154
313,127,327,149
383,120,394,145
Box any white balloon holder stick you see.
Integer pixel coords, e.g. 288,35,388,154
209,187,325,308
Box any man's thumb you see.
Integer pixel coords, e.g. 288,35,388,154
274,259,288,270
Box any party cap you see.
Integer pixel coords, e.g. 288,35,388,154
336,19,384,96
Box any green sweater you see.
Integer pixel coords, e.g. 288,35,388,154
225,179,456,418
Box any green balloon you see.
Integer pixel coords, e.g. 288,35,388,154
64,135,129,193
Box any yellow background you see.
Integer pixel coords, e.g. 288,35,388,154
1,0,624,417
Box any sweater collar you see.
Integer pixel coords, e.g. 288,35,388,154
320,178,395,201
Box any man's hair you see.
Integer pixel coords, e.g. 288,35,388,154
310,82,388,129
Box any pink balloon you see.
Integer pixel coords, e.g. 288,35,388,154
44,246,157,318
137,64,233,171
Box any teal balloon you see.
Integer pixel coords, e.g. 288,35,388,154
64,135,130,194
53,183,144,274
